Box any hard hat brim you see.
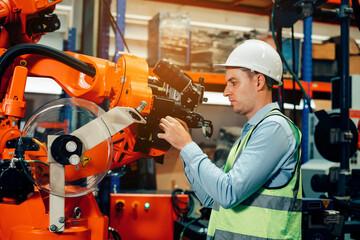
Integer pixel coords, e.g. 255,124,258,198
212,63,283,86
213,63,241,68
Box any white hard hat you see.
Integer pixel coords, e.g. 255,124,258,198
215,39,283,86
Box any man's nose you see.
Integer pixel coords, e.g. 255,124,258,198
223,85,230,97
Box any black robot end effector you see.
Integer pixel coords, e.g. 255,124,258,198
153,58,192,93
153,58,204,109
29,14,61,34
152,58,213,138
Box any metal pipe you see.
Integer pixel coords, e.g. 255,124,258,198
301,16,313,164
115,0,127,62
339,0,351,195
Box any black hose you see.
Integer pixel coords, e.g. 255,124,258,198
0,43,96,85
291,26,298,126
108,227,121,240
271,1,313,113
171,189,194,220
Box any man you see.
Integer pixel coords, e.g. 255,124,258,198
158,39,302,239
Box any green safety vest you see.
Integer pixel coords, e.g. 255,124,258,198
207,109,302,240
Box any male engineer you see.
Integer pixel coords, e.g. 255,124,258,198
158,39,302,239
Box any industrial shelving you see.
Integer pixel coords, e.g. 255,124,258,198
184,70,332,95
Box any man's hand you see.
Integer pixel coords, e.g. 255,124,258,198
158,116,193,151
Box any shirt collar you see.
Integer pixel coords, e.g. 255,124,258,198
247,102,280,126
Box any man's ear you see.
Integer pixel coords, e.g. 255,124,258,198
256,74,266,89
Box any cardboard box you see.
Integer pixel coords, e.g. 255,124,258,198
350,55,360,75
313,42,336,60
155,148,191,191
313,55,360,82
314,36,360,81
190,26,244,72
147,12,191,69
314,99,332,111
155,146,216,191
328,36,360,55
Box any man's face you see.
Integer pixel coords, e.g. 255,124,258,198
223,68,258,117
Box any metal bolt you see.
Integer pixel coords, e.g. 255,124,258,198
58,217,65,223
20,60,27,66
74,207,82,218
49,224,57,232
136,101,147,113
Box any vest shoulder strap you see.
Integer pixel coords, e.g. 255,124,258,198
224,109,300,173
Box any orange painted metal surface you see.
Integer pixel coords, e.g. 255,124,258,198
0,117,21,156
327,0,353,5
0,0,62,48
184,70,332,94
110,193,188,240
0,38,160,240
0,49,160,166
153,68,332,95
1,65,27,117
0,189,108,240
0,23,174,240
115,54,153,112
6,52,153,114
0,1,207,239
351,109,360,150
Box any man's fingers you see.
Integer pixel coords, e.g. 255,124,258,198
159,122,166,130
165,116,178,123
175,117,189,132
160,117,173,126
157,132,165,139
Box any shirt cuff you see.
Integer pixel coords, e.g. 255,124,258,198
180,142,203,164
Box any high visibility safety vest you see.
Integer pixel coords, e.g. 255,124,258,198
207,109,302,240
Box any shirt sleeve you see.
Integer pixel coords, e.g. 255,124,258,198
180,119,296,209
181,142,215,208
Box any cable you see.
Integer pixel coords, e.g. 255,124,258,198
23,160,49,167
291,25,298,125
109,227,121,240
179,217,201,240
101,0,130,53
0,43,96,79
0,43,96,99
171,189,195,220
190,112,205,125
271,1,313,113
276,27,285,113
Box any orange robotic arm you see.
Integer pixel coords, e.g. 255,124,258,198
0,0,62,48
0,1,212,239
0,43,211,239
0,43,211,170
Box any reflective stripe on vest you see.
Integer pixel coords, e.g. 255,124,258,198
207,229,285,240
212,192,302,212
207,109,302,240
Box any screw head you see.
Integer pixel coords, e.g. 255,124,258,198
49,224,57,232
20,60,27,66
58,216,65,223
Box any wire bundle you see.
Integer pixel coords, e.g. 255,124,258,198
171,189,195,220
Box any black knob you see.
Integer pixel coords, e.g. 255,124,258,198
50,135,83,166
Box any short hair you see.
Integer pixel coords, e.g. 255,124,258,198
239,68,277,89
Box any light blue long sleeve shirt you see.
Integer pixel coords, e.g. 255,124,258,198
180,103,298,209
